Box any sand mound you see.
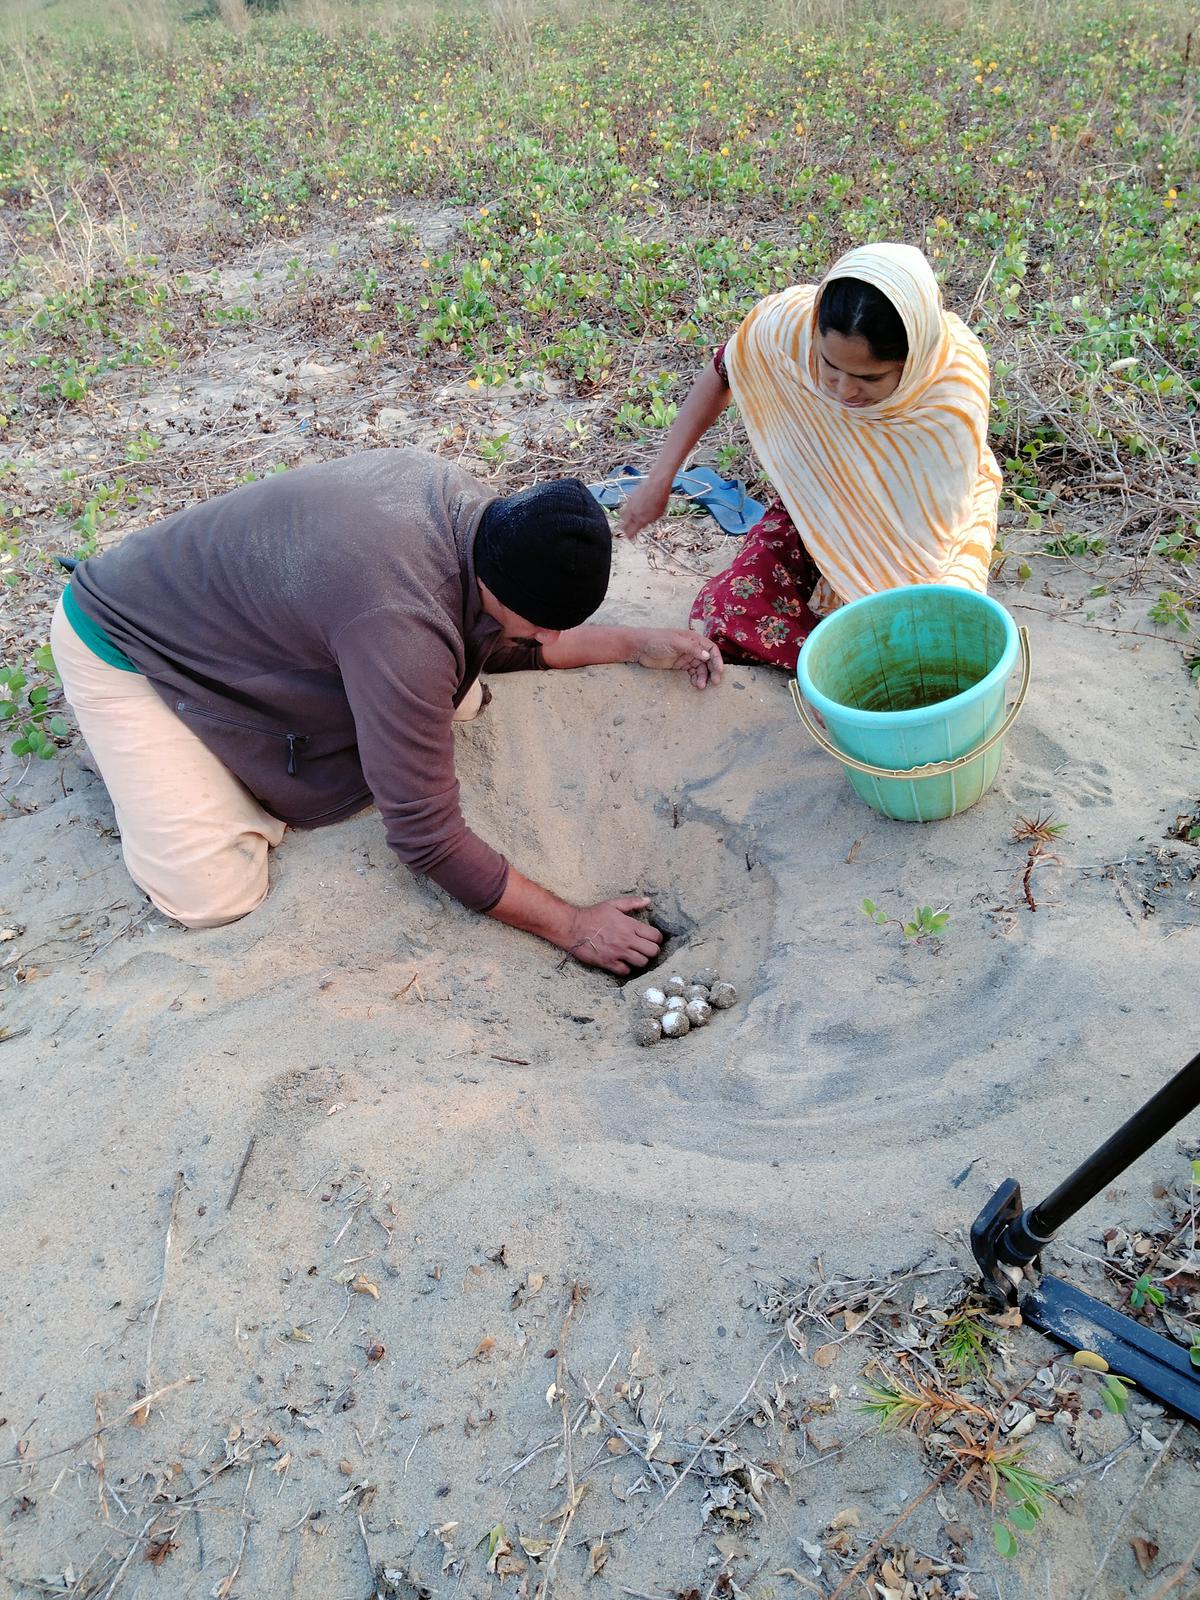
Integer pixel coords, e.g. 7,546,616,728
1,546,1197,1596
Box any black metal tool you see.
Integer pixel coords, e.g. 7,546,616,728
970,1049,1200,1423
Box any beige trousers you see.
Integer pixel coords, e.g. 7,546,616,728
51,597,286,928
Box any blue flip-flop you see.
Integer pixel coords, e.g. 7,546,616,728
670,466,764,537
587,464,646,509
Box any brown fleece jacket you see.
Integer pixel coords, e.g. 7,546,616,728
70,448,544,911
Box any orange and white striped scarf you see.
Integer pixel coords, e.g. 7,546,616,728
725,243,1001,610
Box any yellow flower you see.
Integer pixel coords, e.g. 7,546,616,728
466,377,481,390
480,257,491,270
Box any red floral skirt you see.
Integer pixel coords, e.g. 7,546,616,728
690,498,822,669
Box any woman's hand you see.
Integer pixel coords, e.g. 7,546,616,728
632,628,723,690
619,478,671,541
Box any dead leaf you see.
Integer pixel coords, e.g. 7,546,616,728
473,1335,496,1361
486,1527,512,1575
527,1271,545,1295
286,1326,312,1342
547,1482,589,1523
880,1558,904,1587
367,1343,385,1362
518,1535,553,1560
590,1539,609,1575
986,1306,1024,1329
339,1459,354,1476
143,1538,178,1567
0,927,21,943
828,1507,861,1532
606,1437,628,1456
842,1306,869,1334
813,1343,839,1368
943,1521,972,1548
1072,1350,1109,1373
270,1453,292,1476
352,1275,380,1301
1131,1537,1159,1574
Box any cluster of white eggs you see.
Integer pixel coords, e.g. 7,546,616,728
631,967,739,1046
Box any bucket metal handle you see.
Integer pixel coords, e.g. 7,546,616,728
788,625,1031,782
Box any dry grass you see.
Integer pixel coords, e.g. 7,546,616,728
218,0,251,34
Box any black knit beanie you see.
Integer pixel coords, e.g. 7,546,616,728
474,478,612,630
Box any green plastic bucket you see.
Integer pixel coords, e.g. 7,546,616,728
791,585,1030,822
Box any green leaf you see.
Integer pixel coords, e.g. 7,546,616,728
1100,1384,1123,1413
861,899,877,916
1004,1479,1026,1504
11,737,31,757
993,1522,1019,1559
47,715,69,737
1189,1344,1200,1369
1010,1503,1038,1532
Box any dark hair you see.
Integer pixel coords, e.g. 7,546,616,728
818,276,908,363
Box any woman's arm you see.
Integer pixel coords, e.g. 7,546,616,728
619,359,732,540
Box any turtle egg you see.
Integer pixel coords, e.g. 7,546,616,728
709,981,739,1009
664,975,687,997
661,1010,691,1038
685,998,712,1028
664,995,687,1012
691,967,719,989
684,984,710,1003
641,985,667,1009
632,1017,663,1047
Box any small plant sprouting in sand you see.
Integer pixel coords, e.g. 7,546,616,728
1011,811,1067,845
1011,812,1066,912
991,1453,1056,1558
939,1308,997,1381
861,898,949,942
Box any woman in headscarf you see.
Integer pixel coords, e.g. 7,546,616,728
620,242,1002,668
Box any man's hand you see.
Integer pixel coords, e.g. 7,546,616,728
564,895,664,976
632,628,723,690
488,872,664,975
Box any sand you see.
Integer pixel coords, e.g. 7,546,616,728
1,534,1199,1599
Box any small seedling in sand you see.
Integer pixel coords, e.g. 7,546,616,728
861,898,949,942
1129,1273,1165,1310
1,655,69,761
1012,812,1067,844
1148,589,1193,632
1011,813,1066,911
992,1455,1055,1557
939,1309,997,1381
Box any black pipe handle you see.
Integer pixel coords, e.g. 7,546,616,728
1028,1049,1200,1240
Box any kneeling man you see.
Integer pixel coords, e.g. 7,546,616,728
54,448,721,974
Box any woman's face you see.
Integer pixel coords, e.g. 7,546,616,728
817,329,905,408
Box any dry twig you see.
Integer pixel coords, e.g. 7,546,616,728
132,1170,184,1427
